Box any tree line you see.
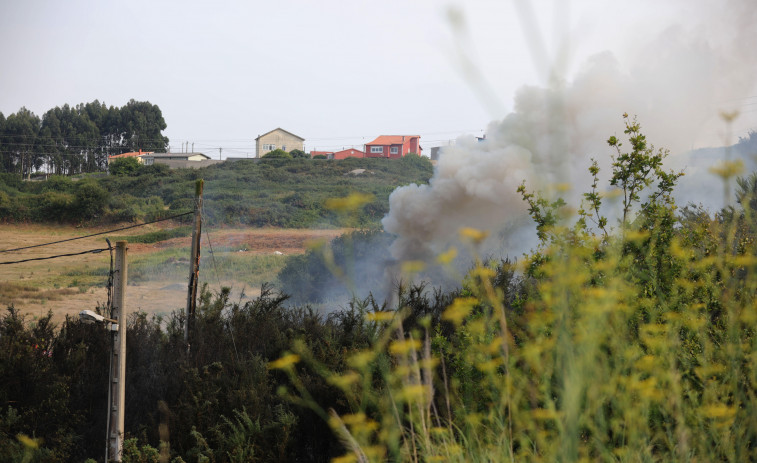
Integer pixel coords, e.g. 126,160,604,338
0,100,169,177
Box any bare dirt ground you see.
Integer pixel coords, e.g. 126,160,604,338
0,223,345,323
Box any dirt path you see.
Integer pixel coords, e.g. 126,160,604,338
0,223,345,322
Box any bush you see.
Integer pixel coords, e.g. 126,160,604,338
399,152,432,170
33,190,75,222
109,157,142,176
139,163,170,177
41,175,75,193
289,149,309,159
262,149,292,159
73,179,109,220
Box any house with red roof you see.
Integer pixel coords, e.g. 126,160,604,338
364,135,421,159
333,148,365,160
107,149,153,165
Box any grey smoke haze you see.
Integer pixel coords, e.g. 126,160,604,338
382,0,757,263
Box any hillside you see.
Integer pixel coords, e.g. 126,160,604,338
0,155,433,227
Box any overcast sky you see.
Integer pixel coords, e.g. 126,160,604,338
1,0,754,158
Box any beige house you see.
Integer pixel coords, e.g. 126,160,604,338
255,128,305,157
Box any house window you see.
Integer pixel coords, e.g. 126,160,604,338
390,146,399,154
282,145,286,151
263,144,276,150
370,146,383,154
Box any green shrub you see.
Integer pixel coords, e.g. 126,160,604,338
73,179,109,220
33,190,75,222
41,175,75,193
109,157,142,176
289,149,309,159
270,116,757,462
262,149,291,159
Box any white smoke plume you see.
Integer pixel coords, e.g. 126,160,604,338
382,0,757,263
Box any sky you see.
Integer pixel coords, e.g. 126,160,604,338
3,0,753,159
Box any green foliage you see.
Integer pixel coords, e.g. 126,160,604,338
608,113,683,224
15,115,757,462
0,309,82,462
1,156,432,226
40,176,74,193
122,438,161,463
516,181,567,244
1,100,168,176
109,157,142,176
399,152,432,170
73,179,109,220
289,149,309,159
312,155,327,160
577,158,608,237
262,149,292,159
270,115,757,462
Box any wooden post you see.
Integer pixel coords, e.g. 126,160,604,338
185,180,203,347
108,241,128,462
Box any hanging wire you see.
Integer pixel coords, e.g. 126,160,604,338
200,205,223,290
198,203,240,364
0,248,109,265
0,211,194,254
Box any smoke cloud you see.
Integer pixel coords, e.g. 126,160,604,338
382,0,757,263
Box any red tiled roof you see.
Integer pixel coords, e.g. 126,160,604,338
333,149,365,156
365,135,420,145
309,151,334,156
108,150,153,159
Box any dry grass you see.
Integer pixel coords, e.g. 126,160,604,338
0,223,346,322
0,282,79,304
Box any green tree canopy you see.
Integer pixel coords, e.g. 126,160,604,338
0,100,170,176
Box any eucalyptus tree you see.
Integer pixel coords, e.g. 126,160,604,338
1,108,41,177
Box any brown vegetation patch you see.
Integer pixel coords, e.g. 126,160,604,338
0,282,79,305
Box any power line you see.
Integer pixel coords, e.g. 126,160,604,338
0,211,194,254
200,205,222,290
0,247,110,265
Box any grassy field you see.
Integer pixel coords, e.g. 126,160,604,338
0,223,346,321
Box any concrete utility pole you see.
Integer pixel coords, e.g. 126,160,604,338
185,180,204,347
108,241,128,462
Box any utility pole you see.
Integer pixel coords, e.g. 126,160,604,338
108,241,128,462
185,180,203,348
219,147,222,160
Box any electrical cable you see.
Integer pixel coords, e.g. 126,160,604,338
0,211,194,254
200,205,222,290
0,247,110,265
